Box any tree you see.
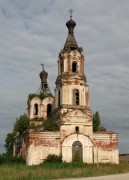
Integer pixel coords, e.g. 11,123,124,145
13,114,30,134
93,112,106,132
43,119,59,131
4,133,14,155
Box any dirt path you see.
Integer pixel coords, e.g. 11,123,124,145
55,173,129,180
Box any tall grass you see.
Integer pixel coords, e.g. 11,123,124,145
0,162,129,180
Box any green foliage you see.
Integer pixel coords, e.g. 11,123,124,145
43,119,59,131
0,154,25,165
98,126,107,132
33,117,44,122
77,47,83,53
13,114,30,134
1,163,129,179
44,154,62,163
93,112,100,132
28,93,54,101
93,112,106,132
28,93,36,100
4,133,14,155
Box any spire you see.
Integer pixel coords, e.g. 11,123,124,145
63,9,78,52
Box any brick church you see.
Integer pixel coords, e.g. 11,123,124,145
13,14,119,165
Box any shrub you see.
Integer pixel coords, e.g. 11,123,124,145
4,133,14,155
44,154,62,163
43,119,59,131
13,114,30,134
0,154,25,165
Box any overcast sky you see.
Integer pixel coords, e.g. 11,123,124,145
0,0,129,154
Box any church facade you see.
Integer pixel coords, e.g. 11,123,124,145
13,16,119,165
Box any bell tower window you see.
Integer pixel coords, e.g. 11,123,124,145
72,61,77,72
58,91,60,106
34,103,38,115
73,89,79,105
60,62,64,73
47,104,52,117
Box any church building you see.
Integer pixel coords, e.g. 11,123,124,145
13,14,119,165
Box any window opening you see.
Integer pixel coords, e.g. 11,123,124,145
47,104,52,116
60,62,63,73
34,103,38,115
72,61,77,72
58,91,60,106
75,126,79,133
73,89,79,105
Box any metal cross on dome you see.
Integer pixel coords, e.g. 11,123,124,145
68,8,74,19
41,63,44,70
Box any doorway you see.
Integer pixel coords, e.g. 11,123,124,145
72,141,83,162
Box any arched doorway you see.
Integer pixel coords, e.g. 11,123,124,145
72,141,83,162
47,104,52,116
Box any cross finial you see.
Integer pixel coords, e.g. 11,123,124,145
41,63,44,70
68,8,73,19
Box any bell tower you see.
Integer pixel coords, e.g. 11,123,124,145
54,13,93,162
54,13,92,117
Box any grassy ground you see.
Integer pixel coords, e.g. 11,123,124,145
0,162,129,180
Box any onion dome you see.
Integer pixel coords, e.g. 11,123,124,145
39,64,48,83
63,15,78,52
66,18,76,35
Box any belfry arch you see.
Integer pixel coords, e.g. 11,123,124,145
34,103,38,116
72,61,77,72
73,89,79,105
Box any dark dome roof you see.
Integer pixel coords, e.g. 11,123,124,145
39,69,48,78
66,19,76,28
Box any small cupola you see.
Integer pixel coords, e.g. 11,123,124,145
66,18,76,35
39,64,48,85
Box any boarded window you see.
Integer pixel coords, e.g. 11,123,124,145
73,89,79,105
34,103,38,115
72,61,77,72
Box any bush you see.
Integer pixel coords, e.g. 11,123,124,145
44,154,62,163
43,119,59,131
0,154,25,165
13,114,30,134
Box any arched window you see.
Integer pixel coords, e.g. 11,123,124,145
47,104,52,116
34,103,38,115
72,61,77,72
73,89,79,105
60,62,63,73
58,91,60,107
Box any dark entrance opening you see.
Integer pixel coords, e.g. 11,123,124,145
47,104,52,116
72,141,83,162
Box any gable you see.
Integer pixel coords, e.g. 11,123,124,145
61,109,92,124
